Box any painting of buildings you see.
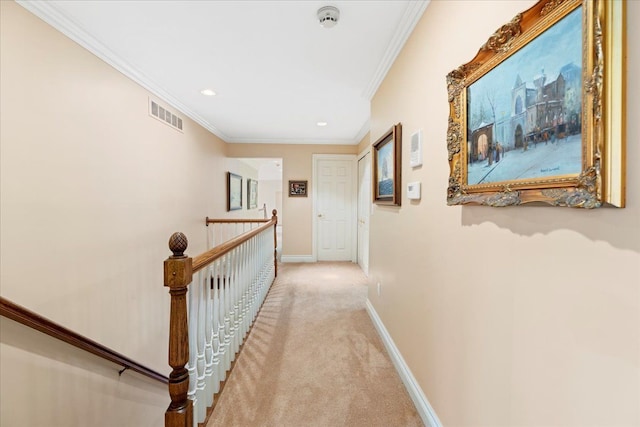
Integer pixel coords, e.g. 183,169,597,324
466,6,583,185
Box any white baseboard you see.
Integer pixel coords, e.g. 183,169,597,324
366,300,442,427
280,255,314,263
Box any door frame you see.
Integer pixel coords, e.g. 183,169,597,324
312,154,357,262
357,147,371,275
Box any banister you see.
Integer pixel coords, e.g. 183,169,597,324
205,217,270,225
195,214,276,273
164,209,278,426
0,296,168,384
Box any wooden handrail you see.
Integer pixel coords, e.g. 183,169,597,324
205,217,270,225
195,214,276,273
0,296,168,384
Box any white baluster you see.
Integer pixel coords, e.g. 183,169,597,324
247,237,255,330
210,261,221,394
187,273,200,427
255,232,262,317
204,267,214,402
236,243,245,346
217,256,228,380
196,272,207,423
226,248,236,363
231,246,241,355
244,239,252,336
241,240,249,339
239,240,246,338
223,252,233,372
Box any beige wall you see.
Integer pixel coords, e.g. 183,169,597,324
357,131,371,156
368,1,639,426
0,2,235,425
227,144,358,256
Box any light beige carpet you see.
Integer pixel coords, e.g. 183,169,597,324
206,262,423,427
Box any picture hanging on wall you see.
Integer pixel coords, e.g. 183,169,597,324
446,0,625,208
288,180,307,197
372,123,402,206
247,178,258,209
227,172,242,211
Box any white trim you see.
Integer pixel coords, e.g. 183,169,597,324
362,1,431,100
352,119,371,146
312,154,357,263
356,150,371,276
358,147,371,162
226,136,358,145
366,300,442,427
280,255,314,263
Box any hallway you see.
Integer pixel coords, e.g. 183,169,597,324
207,262,422,427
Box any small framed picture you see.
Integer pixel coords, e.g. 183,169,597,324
247,178,258,209
289,180,307,197
373,123,402,206
227,172,243,211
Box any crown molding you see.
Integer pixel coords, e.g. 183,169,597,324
226,121,369,145
362,0,430,100
352,119,371,146
17,0,424,146
225,136,358,146
16,0,231,142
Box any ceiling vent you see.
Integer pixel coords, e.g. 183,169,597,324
317,6,339,28
149,98,183,132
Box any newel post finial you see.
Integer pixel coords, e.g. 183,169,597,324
168,232,188,257
164,232,193,427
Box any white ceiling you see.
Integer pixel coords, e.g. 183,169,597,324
18,0,429,145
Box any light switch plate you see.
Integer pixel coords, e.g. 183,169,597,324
407,182,421,200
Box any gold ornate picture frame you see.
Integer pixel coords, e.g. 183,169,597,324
446,0,625,208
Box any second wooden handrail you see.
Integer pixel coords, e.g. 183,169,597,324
205,217,270,225
195,212,277,273
0,296,168,384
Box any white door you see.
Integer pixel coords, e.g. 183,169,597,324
357,152,371,274
314,155,355,261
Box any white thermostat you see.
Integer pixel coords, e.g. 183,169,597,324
407,182,421,200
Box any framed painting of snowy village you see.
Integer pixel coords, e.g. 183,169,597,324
446,0,626,208
373,123,402,206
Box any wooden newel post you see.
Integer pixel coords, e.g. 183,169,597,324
271,209,278,277
164,232,193,427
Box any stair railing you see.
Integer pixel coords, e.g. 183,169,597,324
206,215,270,248
0,297,168,384
164,210,278,427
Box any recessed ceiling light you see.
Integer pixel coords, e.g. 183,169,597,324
200,89,216,96
317,121,328,127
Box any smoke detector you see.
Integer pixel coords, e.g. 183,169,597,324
317,6,340,28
